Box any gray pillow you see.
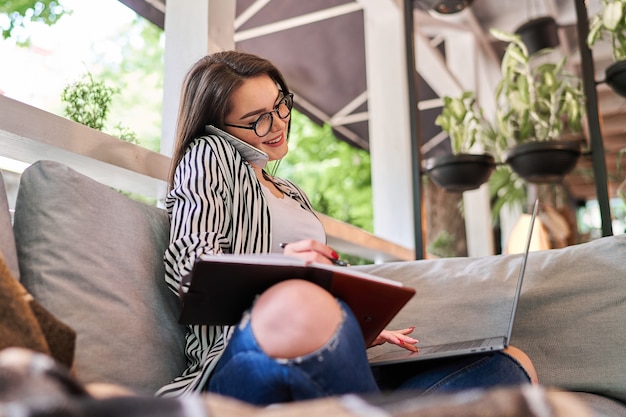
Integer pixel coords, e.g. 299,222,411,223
13,160,186,395
358,233,626,403
0,171,19,280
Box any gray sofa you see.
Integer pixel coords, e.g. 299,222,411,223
1,160,625,416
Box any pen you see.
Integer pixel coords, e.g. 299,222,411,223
279,242,350,267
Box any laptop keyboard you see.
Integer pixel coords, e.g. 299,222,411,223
420,338,490,354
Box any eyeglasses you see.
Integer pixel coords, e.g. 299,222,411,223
225,93,293,137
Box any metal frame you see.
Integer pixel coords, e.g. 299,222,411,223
575,0,613,237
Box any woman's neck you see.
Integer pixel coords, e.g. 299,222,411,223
252,165,283,198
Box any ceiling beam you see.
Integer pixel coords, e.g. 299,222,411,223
234,3,363,42
117,0,165,28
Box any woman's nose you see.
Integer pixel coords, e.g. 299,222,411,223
271,113,288,132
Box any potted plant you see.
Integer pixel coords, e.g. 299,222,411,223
424,91,496,192
514,15,560,55
587,0,626,97
489,28,586,183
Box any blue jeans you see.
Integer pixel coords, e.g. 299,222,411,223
207,301,530,405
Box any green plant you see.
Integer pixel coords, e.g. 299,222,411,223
1,0,71,43
435,91,489,155
61,72,140,145
427,229,457,258
61,72,119,131
111,123,139,144
61,72,149,204
588,0,626,62
615,147,626,202
489,29,586,152
488,165,528,223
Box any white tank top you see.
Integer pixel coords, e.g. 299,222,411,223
261,185,326,253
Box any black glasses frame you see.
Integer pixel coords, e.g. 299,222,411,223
224,93,294,137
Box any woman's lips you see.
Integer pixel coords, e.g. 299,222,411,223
263,135,284,147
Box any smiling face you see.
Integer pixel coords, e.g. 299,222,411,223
224,75,290,164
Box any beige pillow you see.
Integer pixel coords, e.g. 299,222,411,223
358,234,626,403
13,161,186,394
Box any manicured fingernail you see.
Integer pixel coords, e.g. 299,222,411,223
331,251,339,259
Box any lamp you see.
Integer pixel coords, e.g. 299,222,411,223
505,212,551,254
413,0,474,14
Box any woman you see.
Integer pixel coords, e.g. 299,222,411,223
157,51,536,404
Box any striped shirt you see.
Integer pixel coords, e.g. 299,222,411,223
156,135,318,397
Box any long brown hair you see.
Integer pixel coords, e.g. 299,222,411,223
168,51,290,188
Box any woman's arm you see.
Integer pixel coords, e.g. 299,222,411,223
164,138,235,295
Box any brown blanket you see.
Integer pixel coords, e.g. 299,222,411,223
0,252,75,368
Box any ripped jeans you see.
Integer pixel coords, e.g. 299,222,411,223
207,301,530,405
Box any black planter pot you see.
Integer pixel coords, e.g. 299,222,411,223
424,153,495,192
514,16,560,55
605,60,626,98
505,140,581,183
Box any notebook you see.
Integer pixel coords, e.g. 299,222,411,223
368,199,539,366
178,254,416,346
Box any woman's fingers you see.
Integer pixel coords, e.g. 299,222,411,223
281,240,338,265
370,328,419,351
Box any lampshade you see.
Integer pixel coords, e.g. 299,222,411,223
414,0,474,14
505,213,551,254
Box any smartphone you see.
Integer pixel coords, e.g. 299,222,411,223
205,125,269,168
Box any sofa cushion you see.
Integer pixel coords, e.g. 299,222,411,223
13,160,186,395
0,171,19,280
359,234,626,404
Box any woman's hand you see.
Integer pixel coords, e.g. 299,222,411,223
369,327,419,352
280,239,339,265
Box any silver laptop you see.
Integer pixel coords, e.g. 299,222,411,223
369,199,539,366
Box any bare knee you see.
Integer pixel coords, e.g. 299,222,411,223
504,345,539,384
251,279,342,359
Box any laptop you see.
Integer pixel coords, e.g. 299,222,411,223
368,199,539,366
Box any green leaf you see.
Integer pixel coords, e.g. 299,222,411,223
587,14,604,46
1,0,71,41
603,1,624,31
449,98,466,120
490,28,522,45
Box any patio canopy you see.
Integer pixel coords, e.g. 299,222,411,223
119,0,618,199
118,0,618,245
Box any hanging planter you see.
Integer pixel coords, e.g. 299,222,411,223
425,92,496,192
424,153,496,192
505,140,581,183
514,16,560,55
605,60,626,98
588,0,626,97
489,29,586,185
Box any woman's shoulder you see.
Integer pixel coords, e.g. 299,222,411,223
172,135,246,185
188,134,237,156
179,135,245,167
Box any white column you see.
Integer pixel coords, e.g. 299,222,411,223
444,29,495,257
358,0,414,254
160,0,236,158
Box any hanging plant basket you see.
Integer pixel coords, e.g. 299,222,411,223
605,60,626,98
505,140,581,183
514,16,560,55
424,153,495,192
